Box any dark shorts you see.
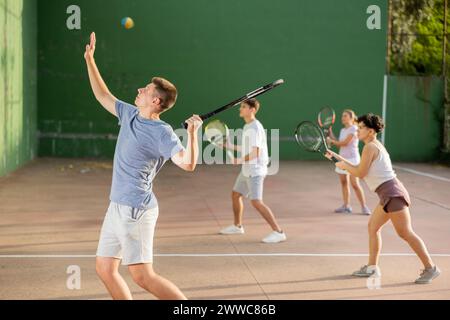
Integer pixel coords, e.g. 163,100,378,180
375,178,411,213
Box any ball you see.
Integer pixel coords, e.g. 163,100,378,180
121,17,134,29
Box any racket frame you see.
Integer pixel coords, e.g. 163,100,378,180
294,121,338,163
317,106,336,148
183,79,284,129
204,120,235,160
317,106,336,135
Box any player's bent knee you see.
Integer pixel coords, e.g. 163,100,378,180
251,199,263,208
133,272,158,290
396,230,413,241
232,191,242,200
368,223,381,235
96,259,115,280
131,273,147,288
129,266,157,288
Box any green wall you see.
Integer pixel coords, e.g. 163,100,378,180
37,0,388,159
1,0,441,165
0,0,38,177
385,76,444,162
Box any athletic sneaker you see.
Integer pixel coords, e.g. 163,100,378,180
352,265,381,277
219,225,244,235
361,206,372,215
334,205,352,214
262,231,287,243
415,266,441,284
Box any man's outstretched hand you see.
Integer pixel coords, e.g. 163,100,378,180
84,32,96,61
83,31,117,116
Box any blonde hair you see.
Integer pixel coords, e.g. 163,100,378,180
343,109,357,124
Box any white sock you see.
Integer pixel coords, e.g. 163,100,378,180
367,265,381,275
366,265,377,272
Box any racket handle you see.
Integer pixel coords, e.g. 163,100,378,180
182,115,206,129
331,156,339,163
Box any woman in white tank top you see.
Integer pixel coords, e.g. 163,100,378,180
326,113,440,284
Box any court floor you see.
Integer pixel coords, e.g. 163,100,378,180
0,158,449,299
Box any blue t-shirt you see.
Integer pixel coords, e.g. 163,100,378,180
110,100,184,209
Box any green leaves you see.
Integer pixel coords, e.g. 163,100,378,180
390,0,448,76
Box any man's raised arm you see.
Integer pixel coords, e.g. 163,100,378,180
84,32,117,116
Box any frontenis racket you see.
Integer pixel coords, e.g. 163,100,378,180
204,119,234,159
294,121,338,163
317,106,336,137
183,79,284,129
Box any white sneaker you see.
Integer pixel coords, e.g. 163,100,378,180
361,206,372,215
219,225,244,235
262,231,287,243
352,265,381,277
415,266,441,284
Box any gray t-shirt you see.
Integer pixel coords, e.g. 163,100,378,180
110,100,184,209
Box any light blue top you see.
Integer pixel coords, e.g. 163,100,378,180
110,100,184,209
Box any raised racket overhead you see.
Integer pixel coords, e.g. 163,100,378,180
294,121,338,163
183,79,284,129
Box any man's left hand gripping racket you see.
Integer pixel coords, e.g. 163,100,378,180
294,121,338,163
182,79,284,129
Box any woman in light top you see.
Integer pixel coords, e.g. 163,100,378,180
328,110,371,215
326,113,440,284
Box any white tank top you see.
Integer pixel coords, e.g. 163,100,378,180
364,142,396,191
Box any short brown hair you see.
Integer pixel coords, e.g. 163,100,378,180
151,77,178,111
244,98,260,113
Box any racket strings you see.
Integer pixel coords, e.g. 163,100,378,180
318,107,335,129
204,121,229,145
320,117,333,127
297,123,324,152
210,133,226,144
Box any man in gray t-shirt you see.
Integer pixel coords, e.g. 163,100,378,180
84,32,201,300
109,99,184,210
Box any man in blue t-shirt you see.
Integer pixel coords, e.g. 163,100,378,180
84,32,201,300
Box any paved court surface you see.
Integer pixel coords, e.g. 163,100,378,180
0,159,449,299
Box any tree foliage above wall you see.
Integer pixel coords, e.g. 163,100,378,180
390,0,449,75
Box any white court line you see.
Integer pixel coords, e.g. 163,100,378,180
394,165,450,183
1,253,450,258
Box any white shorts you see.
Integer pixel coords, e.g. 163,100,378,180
96,202,159,265
335,157,360,175
233,172,265,200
